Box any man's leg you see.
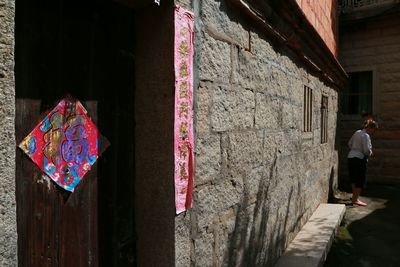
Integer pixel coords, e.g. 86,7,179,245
352,184,367,206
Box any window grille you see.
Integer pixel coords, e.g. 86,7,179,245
304,86,313,132
321,95,328,144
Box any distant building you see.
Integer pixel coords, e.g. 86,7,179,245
0,0,346,266
338,0,400,185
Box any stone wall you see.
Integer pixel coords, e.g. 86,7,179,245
295,0,339,56
176,0,339,266
0,0,17,266
338,14,400,185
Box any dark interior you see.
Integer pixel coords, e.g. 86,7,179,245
15,0,136,265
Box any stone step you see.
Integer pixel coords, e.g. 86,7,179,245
274,203,346,267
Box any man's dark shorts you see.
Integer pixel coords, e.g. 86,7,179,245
348,157,368,188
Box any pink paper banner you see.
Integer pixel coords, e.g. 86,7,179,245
174,6,194,214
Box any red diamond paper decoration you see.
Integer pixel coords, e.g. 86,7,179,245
19,98,101,192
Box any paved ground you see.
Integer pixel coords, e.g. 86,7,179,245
324,183,400,267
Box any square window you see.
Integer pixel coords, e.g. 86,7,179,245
341,71,373,115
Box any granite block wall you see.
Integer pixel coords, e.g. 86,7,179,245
175,0,339,266
0,0,17,266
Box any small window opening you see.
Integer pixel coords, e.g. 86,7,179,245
321,95,328,144
304,86,313,132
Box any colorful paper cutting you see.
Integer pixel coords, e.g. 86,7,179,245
174,6,195,214
19,98,100,192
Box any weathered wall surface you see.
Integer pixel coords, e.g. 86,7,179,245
0,0,17,266
295,0,339,57
176,1,339,266
339,14,400,185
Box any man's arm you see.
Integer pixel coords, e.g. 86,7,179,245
363,134,373,157
348,134,354,149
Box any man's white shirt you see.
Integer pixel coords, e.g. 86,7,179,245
348,129,372,159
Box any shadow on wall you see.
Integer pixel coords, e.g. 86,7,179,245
223,154,308,267
328,166,336,202
219,153,335,266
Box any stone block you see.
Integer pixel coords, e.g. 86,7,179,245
194,232,214,267
263,131,284,164
270,67,292,99
226,130,264,170
275,154,298,181
255,93,281,130
195,132,221,186
284,130,302,156
195,82,213,134
288,78,304,106
175,213,192,267
281,101,298,130
245,166,269,204
210,85,255,132
221,209,238,236
243,202,271,265
301,132,314,150
201,0,249,49
198,31,231,83
248,180,303,265
195,178,243,231
232,48,271,90
250,31,278,63
279,54,299,77
217,203,258,267
213,222,230,267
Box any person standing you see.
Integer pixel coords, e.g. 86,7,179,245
347,119,378,206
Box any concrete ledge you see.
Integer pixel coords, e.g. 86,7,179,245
274,203,346,267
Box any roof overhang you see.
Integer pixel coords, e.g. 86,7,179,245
226,0,348,90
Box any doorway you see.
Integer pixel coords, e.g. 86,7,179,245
15,0,136,265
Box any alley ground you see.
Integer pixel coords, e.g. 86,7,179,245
324,183,400,267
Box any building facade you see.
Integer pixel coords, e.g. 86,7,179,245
0,0,346,266
338,0,400,185
175,0,345,266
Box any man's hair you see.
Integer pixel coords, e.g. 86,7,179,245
364,119,378,129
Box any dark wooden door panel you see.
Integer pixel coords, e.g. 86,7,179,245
16,99,98,267
15,0,137,265
16,99,59,267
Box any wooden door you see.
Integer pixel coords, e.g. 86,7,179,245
16,100,98,267
15,0,137,265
